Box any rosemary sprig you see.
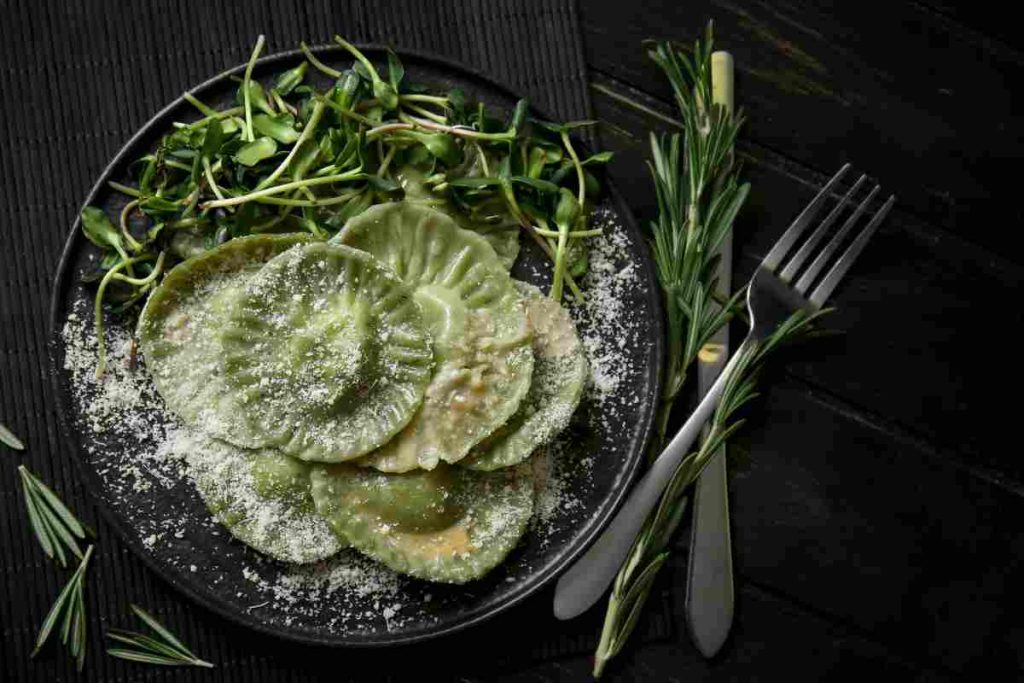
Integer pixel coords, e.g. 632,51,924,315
32,545,94,672
593,313,822,676
646,28,747,451
19,465,91,568
591,25,820,676
107,604,213,668
1,421,24,450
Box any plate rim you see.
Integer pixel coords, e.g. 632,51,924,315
47,43,665,647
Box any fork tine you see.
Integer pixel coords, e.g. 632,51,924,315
761,163,851,271
808,194,895,307
794,184,880,295
779,174,868,282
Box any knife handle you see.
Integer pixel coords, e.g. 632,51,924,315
686,444,734,657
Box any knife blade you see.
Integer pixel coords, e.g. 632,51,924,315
685,50,735,659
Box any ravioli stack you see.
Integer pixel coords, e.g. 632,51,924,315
139,202,587,584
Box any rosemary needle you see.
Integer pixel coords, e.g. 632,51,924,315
19,465,91,567
0,421,24,450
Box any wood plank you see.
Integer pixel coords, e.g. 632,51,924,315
479,579,941,682
914,0,1024,55
579,0,1024,259
589,77,1024,482
723,379,1024,675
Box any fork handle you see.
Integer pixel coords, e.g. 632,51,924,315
553,337,752,620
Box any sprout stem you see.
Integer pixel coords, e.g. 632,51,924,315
118,200,144,252
201,170,365,209
301,41,341,78
242,35,266,142
255,100,326,190
94,255,159,378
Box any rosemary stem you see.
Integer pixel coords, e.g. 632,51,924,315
593,597,619,678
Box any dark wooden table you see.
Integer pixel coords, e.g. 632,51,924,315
572,1,1024,679
2,1,1020,680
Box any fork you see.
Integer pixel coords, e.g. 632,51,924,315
553,164,895,620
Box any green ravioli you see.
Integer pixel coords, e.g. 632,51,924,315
310,461,533,583
178,430,344,564
138,233,313,446
337,202,533,472
396,166,520,270
463,281,587,470
219,242,434,462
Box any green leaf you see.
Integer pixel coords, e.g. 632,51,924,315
334,35,398,110
386,49,404,91
447,176,503,189
331,71,362,111
199,118,224,161
140,196,182,215
273,62,307,95
80,207,123,252
511,175,560,193
407,132,463,166
240,80,274,116
235,137,278,166
581,151,614,166
509,98,529,133
251,113,300,144
554,187,581,228
534,119,597,135
0,421,24,450
367,175,401,193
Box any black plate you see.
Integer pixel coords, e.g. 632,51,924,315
48,45,663,646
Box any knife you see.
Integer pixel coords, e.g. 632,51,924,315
685,50,735,659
